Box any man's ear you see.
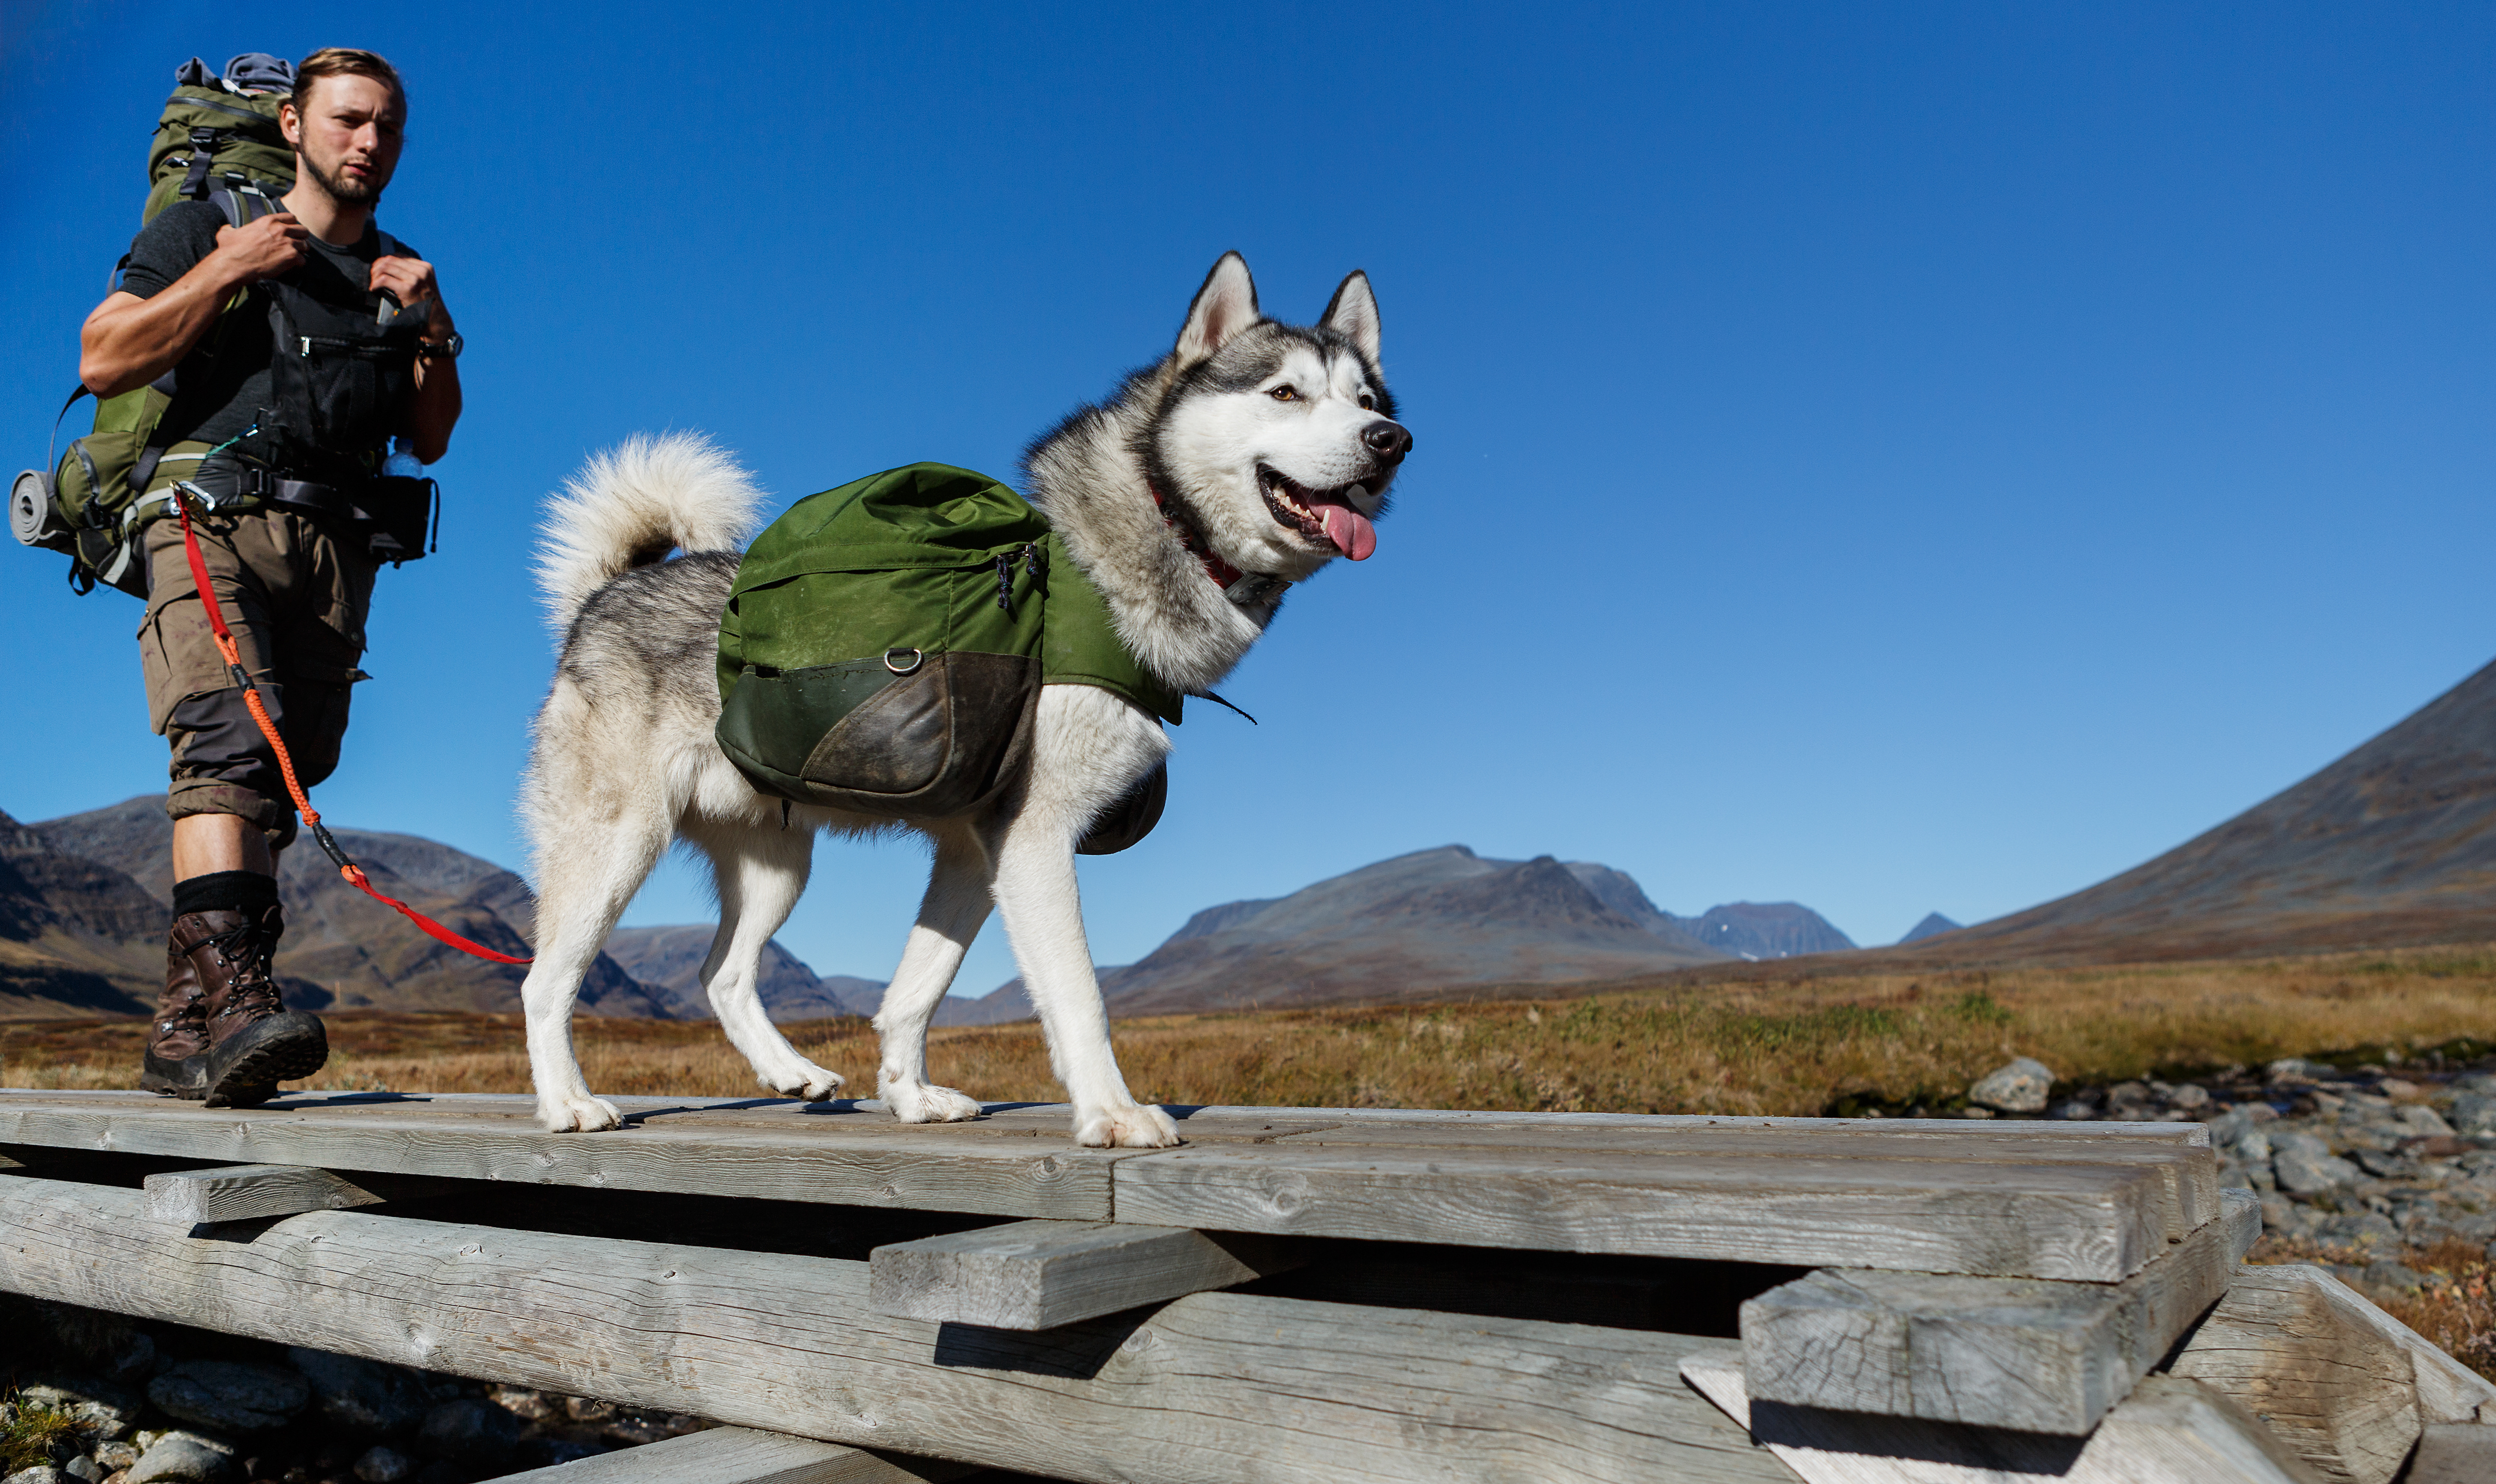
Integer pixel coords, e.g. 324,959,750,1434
1321,271,1381,366
1175,252,1259,367
278,100,301,147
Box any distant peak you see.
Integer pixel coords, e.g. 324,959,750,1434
1898,912,1965,945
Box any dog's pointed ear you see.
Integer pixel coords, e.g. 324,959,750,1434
1175,252,1260,367
1321,271,1381,365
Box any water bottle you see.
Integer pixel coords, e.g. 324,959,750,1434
383,437,423,479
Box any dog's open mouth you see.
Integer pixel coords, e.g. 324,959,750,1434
1258,466,1378,561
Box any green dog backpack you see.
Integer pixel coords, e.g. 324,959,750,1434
8,55,298,595
715,464,1182,852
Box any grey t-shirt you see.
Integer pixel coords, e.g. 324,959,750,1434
117,201,420,449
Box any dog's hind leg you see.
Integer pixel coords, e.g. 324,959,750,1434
874,824,994,1124
685,823,843,1102
521,810,674,1134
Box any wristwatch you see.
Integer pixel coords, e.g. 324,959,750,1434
418,331,464,360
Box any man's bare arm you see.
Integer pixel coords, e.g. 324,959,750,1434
372,253,461,463
79,214,309,398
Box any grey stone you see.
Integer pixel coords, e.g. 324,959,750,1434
2105,1080,2151,1109
90,1443,138,1473
147,1361,309,1433
2165,1083,2212,1111
2400,1103,2458,1137
2314,1210,2403,1248
18,1374,142,1442
2272,1131,2363,1193
2268,1057,2332,1084
414,1398,522,1466
2452,1071,2496,1095
2451,1092,2496,1136
125,1432,237,1484
2362,1260,2429,1291
1967,1057,2054,1112
64,1458,103,1484
353,1445,416,1483
2049,1100,2098,1120
4,1468,68,1484
288,1348,431,1436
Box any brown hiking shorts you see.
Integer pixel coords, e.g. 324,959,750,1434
138,506,375,848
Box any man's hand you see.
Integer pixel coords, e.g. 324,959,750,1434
208,213,310,284
370,254,453,338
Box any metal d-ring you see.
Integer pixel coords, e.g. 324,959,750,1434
883,646,924,676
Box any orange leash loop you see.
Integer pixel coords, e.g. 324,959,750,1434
172,491,532,966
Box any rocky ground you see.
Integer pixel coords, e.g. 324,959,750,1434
1966,1051,2496,1305
0,1299,703,1484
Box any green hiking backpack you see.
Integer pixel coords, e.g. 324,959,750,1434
715,463,1182,853
8,54,295,595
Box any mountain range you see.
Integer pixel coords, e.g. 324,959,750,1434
16,651,2487,1022
0,798,1848,1023
933,847,1857,1024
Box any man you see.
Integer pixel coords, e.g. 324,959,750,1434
77,48,462,1106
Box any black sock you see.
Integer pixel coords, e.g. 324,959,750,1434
172,870,280,919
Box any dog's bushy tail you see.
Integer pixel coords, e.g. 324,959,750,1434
536,432,768,630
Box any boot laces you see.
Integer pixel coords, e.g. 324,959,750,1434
203,922,282,1017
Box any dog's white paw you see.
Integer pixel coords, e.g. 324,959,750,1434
883,1081,984,1124
538,1093,624,1133
1074,1103,1181,1148
758,1061,845,1102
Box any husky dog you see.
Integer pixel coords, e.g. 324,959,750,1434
520,253,1409,1146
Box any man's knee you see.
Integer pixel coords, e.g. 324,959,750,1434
163,681,352,852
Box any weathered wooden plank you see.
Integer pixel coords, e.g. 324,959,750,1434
483,1426,973,1483
1257,1124,2221,1239
869,1219,1301,1330
2250,1265,2496,1427
143,1164,389,1226
0,1091,2212,1271
0,1174,1798,1484
2408,1423,2496,1484
1679,1348,2325,1484
0,1094,1117,1220
1110,1143,2174,1279
2167,1263,2496,1484
1184,1106,2214,1146
1739,1189,2261,1434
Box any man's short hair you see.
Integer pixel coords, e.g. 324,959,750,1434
291,48,405,116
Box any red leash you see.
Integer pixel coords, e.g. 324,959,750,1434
173,490,531,965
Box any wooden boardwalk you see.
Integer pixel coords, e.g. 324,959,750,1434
0,1087,2482,1484
0,1090,2212,1278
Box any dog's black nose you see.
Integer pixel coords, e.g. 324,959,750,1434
1362,420,1412,463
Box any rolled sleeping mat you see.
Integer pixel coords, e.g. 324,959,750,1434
10,469,70,551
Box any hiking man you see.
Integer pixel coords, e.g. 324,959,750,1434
75,48,461,1105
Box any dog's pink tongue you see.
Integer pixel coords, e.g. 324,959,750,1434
1317,504,1376,561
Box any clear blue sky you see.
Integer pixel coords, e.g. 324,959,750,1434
4,3,2491,997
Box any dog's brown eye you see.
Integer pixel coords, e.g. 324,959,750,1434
1358,392,1374,410
1269,385,1298,401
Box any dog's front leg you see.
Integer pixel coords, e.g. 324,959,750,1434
986,687,1180,1149
874,823,994,1124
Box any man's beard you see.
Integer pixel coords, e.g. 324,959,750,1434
302,150,386,207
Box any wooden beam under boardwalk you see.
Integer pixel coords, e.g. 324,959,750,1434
0,1175,1799,1484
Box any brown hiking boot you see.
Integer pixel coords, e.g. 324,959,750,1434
140,932,214,1098
157,904,328,1107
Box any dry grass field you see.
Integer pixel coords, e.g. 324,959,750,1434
6,941,2495,1110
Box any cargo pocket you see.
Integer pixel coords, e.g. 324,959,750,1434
799,651,1038,818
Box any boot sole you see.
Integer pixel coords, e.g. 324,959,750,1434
141,1050,208,1100
203,1012,329,1109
